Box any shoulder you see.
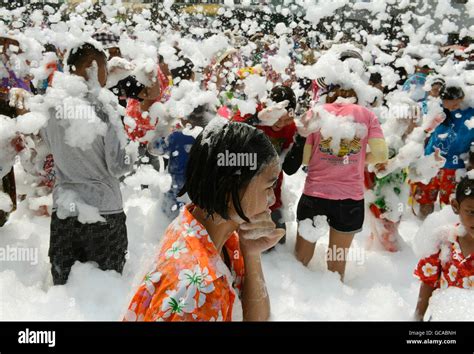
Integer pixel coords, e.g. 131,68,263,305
462,107,474,117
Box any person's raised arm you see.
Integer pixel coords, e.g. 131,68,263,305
239,212,285,321
366,138,388,165
302,143,313,166
282,134,306,175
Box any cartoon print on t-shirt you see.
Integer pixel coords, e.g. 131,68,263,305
319,136,362,157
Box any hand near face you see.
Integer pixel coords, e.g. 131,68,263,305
296,109,319,137
239,211,285,256
258,100,289,126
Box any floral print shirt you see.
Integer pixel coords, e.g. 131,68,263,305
414,230,474,290
124,204,245,321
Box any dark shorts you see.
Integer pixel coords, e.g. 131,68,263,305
296,194,364,234
49,212,128,285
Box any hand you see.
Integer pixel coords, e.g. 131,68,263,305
107,57,136,87
296,109,319,137
108,57,135,75
258,100,289,126
11,134,25,153
423,114,445,133
374,162,387,173
433,147,445,163
9,88,31,110
239,211,285,256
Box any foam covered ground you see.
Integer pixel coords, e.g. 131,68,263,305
2,167,471,321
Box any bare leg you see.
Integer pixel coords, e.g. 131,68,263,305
294,233,316,266
327,228,355,281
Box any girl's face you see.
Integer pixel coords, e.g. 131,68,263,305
230,158,280,222
429,83,443,98
443,98,463,111
452,198,474,238
273,110,294,131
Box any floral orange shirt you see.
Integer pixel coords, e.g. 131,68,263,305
124,204,245,321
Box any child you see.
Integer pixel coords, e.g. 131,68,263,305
412,86,474,219
0,34,31,226
402,58,433,102
233,85,298,245
147,105,211,220
365,106,421,252
123,63,165,181
414,177,474,321
295,85,388,280
124,121,284,322
40,43,136,285
34,43,63,95
420,76,445,115
365,158,408,252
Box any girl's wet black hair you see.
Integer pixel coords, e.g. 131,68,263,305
66,43,106,72
178,121,278,222
187,104,214,128
43,43,57,53
440,86,465,127
441,86,465,101
170,58,194,81
270,85,297,112
456,177,474,204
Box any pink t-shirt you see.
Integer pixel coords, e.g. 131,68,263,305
303,103,384,201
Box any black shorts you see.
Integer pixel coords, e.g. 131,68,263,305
49,212,128,285
296,194,364,233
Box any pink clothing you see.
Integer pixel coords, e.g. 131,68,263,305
304,103,384,200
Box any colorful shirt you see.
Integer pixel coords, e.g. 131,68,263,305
124,204,245,322
231,105,297,211
124,99,156,143
256,123,297,211
414,230,474,290
304,103,385,201
37,61,63,93
123,67,170,143
425,107,474,170
0,64,31,96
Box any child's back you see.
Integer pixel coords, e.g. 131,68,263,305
39,43,135,285
41,93,132,216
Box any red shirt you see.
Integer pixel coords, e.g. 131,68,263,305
414,227,474,290
232,107,297,210
124,67,170,143
124,99,156,143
